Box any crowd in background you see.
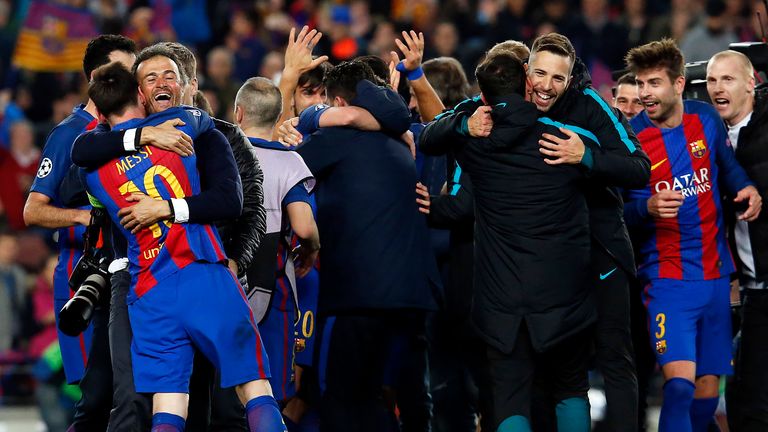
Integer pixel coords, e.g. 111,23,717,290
1,0,767,428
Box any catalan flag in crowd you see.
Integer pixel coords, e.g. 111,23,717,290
12,1,97,73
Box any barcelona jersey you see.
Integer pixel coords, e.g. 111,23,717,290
29,104,97,383
83,107,227,301
625,100,752,281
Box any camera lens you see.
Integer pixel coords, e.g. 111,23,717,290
58,273,107,336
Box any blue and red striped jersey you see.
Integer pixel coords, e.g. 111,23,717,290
30,105,97,252
83,107,227,300
625,100,752,281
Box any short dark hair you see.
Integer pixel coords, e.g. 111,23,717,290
324,61,377,102
132,44,186,84
423,57,469,108
297,60,332,92
88,62,139,117
354,55,390,85
616,73,637,86
475,53,527,99
158,42,197,85
83,35,136,80
235,77,283,129
530,33,575,67
625,38,685,81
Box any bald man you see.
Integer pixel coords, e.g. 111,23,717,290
707,50,768,432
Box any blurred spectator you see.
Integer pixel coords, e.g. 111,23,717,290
202,46,241,120
123,2,175,49
169,0,210,46
0,88,26,149
680,0,739,62
565,0,629,86
391,0,437,30
260,50,285,82
531,0,572,35
620,0,655,47
326,5,362,63
91,0,126,34
226,9,268,82
367,20,398,58
0,121,40,231
426,22,459,60
646,0,701,42
489,0,535,47
28,253,56,359
32,253,77,431
0,231,29,354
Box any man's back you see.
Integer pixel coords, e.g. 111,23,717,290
297,127,438,314
448,98,592,352
84,108,227,300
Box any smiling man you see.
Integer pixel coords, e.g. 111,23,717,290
624,39,761,432
707,49,768,432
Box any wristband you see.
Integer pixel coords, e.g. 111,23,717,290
166,199,175,220
395,62,424,81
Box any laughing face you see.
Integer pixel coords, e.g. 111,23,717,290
526,50,572,113
706,55,755,126
136,55,183,114
635,67,685,128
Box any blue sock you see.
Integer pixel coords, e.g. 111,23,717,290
690,397,720,432
245,395,287,432
556,397,591,432
659,377,695,432
497,415,531,431
151,412,185,432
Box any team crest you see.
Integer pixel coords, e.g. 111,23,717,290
656,340,667,354
689,140,707,158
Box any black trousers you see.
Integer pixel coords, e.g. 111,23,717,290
69,303,112,431
107,269,152,432
592,244,638,432
426,312,486,432
629,276,656,432
493,323,591,431
319,310,430,432
727,289,768,431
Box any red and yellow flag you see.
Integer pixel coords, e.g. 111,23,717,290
12,1,97,73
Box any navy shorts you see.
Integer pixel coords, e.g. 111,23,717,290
129,262,271,393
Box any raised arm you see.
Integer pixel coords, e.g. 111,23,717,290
391,30,444,122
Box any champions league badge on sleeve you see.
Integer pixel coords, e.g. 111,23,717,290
37,158,53,178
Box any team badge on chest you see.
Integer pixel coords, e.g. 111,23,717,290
689,140,707,158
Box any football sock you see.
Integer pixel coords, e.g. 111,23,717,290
151,412,185,432
556,397,591,432
690,397,719,432
246,395,287,432
496,415,531,432
659,377,695,432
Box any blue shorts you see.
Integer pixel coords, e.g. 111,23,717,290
295,267,319,367
642,276,733,376
129,262,270,393
54,247,94,384
260,274,297,401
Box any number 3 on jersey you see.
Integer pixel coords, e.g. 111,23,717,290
655,313,666,339
119,164,186,238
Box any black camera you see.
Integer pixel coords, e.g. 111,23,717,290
58,250,111,336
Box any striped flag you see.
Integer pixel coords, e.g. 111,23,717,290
12,1,97,73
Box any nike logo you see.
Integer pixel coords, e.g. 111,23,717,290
495,102,507,108
599,268,617,280
651,158,667,171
